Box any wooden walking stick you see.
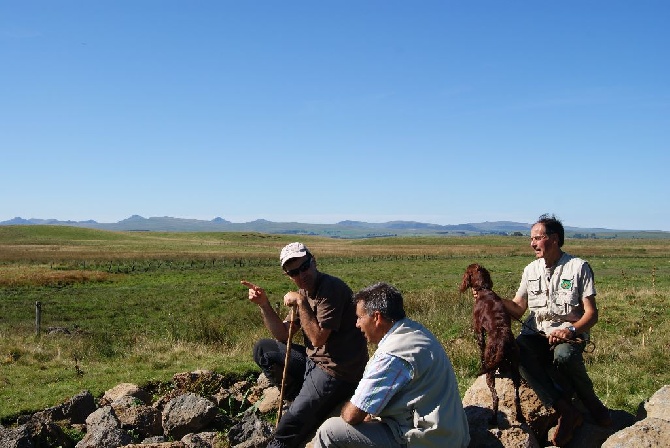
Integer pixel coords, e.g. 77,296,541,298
277,305,297,428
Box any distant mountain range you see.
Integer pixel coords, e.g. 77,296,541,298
2,216,667,239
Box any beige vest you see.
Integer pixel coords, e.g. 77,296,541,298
518,252,596,336
377,319,470,448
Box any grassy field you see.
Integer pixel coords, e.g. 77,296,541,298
1,225,669,423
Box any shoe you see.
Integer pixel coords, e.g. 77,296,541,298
552,399,584,447
584,397,612,427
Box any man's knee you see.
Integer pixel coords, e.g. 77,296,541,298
319,416,343,432
315,416,347,445
553,343,579,365
253,338,276,364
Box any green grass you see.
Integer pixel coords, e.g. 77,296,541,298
1,225,669,421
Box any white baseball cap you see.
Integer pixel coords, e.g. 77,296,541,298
280,242,310,267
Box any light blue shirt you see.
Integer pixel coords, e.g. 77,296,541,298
350,321,413,415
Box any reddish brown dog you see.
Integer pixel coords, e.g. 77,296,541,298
460,263,525,426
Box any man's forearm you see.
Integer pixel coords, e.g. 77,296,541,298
296,300,330,347
503,297,526,320
258,302,289,342
341,401,367,425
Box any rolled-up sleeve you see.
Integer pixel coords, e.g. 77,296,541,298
350,352,412,416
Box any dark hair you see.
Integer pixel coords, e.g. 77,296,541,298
536,213,564,247
353,282,406,322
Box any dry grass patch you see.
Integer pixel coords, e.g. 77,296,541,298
0,265,112,287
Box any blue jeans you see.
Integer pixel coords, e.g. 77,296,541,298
254,338,358,448
254,338,307,401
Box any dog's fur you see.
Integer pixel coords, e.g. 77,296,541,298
460,263,525,426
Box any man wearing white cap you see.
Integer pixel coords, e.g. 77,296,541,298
242,242,368,448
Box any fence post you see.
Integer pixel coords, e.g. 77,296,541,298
35,301,42,336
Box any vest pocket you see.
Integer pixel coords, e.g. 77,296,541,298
527,277,546,309
550,275,579,316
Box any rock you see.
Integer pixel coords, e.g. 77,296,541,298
76,406,133,448
461,374,644,447
256,373,273,389
31,389,96,426
602,417,670,448
112,395,163,439
0,414,73,448
62,390,98,424
464,405,540,448
228,408,273,448
0,424,32,448
139,436,168,443
637,384,670,422
463,374,555,441
101,383,151,407
256,386,281,414
161,393,218,440
182,431,225,447
122,442,185,447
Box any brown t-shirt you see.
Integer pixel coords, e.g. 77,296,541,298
295,272,368,384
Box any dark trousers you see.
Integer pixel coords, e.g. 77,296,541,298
516,334,599,408
253,338,357,448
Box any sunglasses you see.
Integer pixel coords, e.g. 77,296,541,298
284,255,312,277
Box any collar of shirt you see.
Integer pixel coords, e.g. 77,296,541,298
378,318,407,346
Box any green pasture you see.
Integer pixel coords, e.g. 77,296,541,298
0,225,668,423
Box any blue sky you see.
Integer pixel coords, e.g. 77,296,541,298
2,1,668,231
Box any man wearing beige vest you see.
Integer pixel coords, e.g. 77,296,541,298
314,282,470,448
503,214,611,446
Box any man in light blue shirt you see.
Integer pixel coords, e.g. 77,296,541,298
314,282,470,448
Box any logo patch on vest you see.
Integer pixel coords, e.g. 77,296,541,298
560,279,573,290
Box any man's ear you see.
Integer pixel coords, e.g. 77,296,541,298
373,311,383,325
